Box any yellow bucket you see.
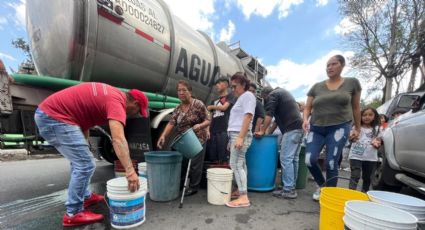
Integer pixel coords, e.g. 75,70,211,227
319,187,369,230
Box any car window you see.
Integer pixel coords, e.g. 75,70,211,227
398,95,419,108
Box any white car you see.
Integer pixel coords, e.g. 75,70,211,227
373,94,425,193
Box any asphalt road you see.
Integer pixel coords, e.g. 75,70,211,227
2,157,424,230
0,157,323,230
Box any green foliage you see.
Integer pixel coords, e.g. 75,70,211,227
11,38,36,74
363,97,382,109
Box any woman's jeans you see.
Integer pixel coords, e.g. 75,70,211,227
305,122,350,187
280,129,304,191
228,131,253,195
34,108,95,214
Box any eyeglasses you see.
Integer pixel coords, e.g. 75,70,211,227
231,85,238,90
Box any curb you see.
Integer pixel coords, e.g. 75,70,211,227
0,149,62,161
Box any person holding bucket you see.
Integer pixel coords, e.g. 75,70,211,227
303,54,362,201
34,83,148,226
226,72,256,208
157,80,210,196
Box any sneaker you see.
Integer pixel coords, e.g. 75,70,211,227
280,190,298,199
62,210,104,227
83,193,104,208
312,187,321,201
272,189,284,197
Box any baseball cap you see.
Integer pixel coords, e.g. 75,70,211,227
215,77,229,85
128,89,149,118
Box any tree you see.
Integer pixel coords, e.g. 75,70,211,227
406,0,425,92
12,38,36,74
365,96,382,109
338,0,424,102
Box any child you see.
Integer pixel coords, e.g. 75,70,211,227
379,114,388,131
348,107,382,192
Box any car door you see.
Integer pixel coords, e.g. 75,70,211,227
393,100,425,176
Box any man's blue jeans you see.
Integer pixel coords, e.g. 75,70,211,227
34,108,95,214
305,122,350,187
280,129,304,191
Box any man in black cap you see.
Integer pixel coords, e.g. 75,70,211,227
206,77,236,163
255,86,303,199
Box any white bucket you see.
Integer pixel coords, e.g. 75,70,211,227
107,177,148,195
106,177,148,229
367,191,425,221
138,163,147,175
206,168,233,205
344,201,417,230
138,162,149,193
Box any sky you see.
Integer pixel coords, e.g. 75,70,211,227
0,0,403,102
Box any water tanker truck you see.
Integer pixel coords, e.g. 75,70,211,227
0,0,267,162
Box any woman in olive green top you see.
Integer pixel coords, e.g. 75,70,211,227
303,55,361,201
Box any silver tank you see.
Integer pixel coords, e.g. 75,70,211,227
26,0,267,101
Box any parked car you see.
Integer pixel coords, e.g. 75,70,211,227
373,94,425,194
377,91,425,120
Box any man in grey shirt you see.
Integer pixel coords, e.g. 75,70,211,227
255,87,303,199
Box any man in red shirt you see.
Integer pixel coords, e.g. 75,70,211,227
34,82,148,226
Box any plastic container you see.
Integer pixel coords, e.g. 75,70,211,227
296,146,308,189
144,151,182,202
367,190,425,221
206,168,233,205
246,135,278,191
138,162,148,178
344,200,417,230
170,128,202,159
319,187,369,230
138,162,149,192
107,177,148,195
106,177,147,229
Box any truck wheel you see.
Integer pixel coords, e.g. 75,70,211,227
99,136,118,164
372,146,402,191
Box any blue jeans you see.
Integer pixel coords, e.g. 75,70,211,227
280,129,304,191
228,132,253,195
305,122,350,187
34,108,95,214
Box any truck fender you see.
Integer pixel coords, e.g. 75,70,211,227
151,108,175,129
381,128,401,171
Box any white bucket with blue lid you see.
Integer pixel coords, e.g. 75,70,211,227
107,177,148,229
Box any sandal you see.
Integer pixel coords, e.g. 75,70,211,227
226,200,250,208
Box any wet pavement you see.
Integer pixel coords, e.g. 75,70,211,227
2,157,425,230
0,158,321,230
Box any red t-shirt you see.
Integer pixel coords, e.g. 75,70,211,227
39,82,127,131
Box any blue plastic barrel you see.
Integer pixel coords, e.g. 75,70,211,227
145,151,182,201
246,135,278,191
